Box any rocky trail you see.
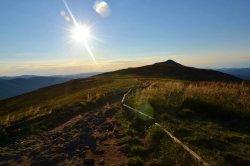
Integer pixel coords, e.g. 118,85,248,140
0,103,127,166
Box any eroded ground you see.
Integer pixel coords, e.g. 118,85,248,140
0,103,126,166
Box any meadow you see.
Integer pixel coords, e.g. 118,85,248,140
0,77,140,146
125,80,250,165
1,72,249,165
131,81,250,115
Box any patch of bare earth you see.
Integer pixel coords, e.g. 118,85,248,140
0,103,127,166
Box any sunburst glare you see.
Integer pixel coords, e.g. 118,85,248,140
70,24,92,43
62,0,97,64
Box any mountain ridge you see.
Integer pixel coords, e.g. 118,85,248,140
0,72,101,100
218,68,250,80
103,60,241,82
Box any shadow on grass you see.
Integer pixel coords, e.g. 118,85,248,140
181,98,250,134
0,91,125,147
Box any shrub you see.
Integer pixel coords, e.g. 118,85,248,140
0,126,9,146
145,126,165,151
127,156,144,166
130,145,146,155
159,139,186,166
119,144,130,153
130,115,152,134
178,108,194,118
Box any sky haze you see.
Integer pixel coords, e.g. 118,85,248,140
0,0,250,75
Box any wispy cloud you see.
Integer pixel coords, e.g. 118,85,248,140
0,55,165,76
1,53,250,76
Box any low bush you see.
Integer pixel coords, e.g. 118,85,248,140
127,156,144,166
130,145,146,155
145,126,166,152
0,126,8,146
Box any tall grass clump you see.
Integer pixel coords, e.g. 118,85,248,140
145,125,194,166
126,80,250,165
130,81,250,117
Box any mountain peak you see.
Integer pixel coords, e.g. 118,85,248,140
155,59,182,66
164,59,180,65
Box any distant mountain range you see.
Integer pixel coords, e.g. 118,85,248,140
1,61,247,100
0,72,101,100
217,68,250,80
0,72,101,80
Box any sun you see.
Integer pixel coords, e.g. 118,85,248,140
70,24,92,43
63,0,97,64
69,23,97,64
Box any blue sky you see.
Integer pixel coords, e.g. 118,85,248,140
0,0,250,75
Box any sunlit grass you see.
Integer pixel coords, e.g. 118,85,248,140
0,77,140,125
131,81,250,114
127,80,250,165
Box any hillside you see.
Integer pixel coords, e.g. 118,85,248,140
0,77,69,100
0,60,241,124
0,76,140,165
104,60,241,82
0,60,249,165
0,72,101,100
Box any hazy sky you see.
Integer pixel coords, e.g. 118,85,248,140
0,0,250,76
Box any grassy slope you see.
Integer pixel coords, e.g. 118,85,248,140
125,80,250,165
103,63,242,82
0,61,248,165
0,61,241,124
0,77,140,124
0,76,141,146
0,77,71,100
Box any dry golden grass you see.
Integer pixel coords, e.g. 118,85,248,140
127,80,250,165
132,81,250,113
0,77,140,125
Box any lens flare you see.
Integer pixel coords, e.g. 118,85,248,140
63,0,77,26
94,0,111,17
60,11,66,16
62,0,97,64
83,41,97,64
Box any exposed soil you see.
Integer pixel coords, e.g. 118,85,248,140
0,103,127,166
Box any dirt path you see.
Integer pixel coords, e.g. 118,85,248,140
0,103,127,166
83,104,127,166
49,115,83,133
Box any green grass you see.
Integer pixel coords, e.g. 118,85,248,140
129,81,250,114
116,102,197,166
0,77,140,125
126,80,250,165
127,156,144,166
0,77,142,146
0,63,248,164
